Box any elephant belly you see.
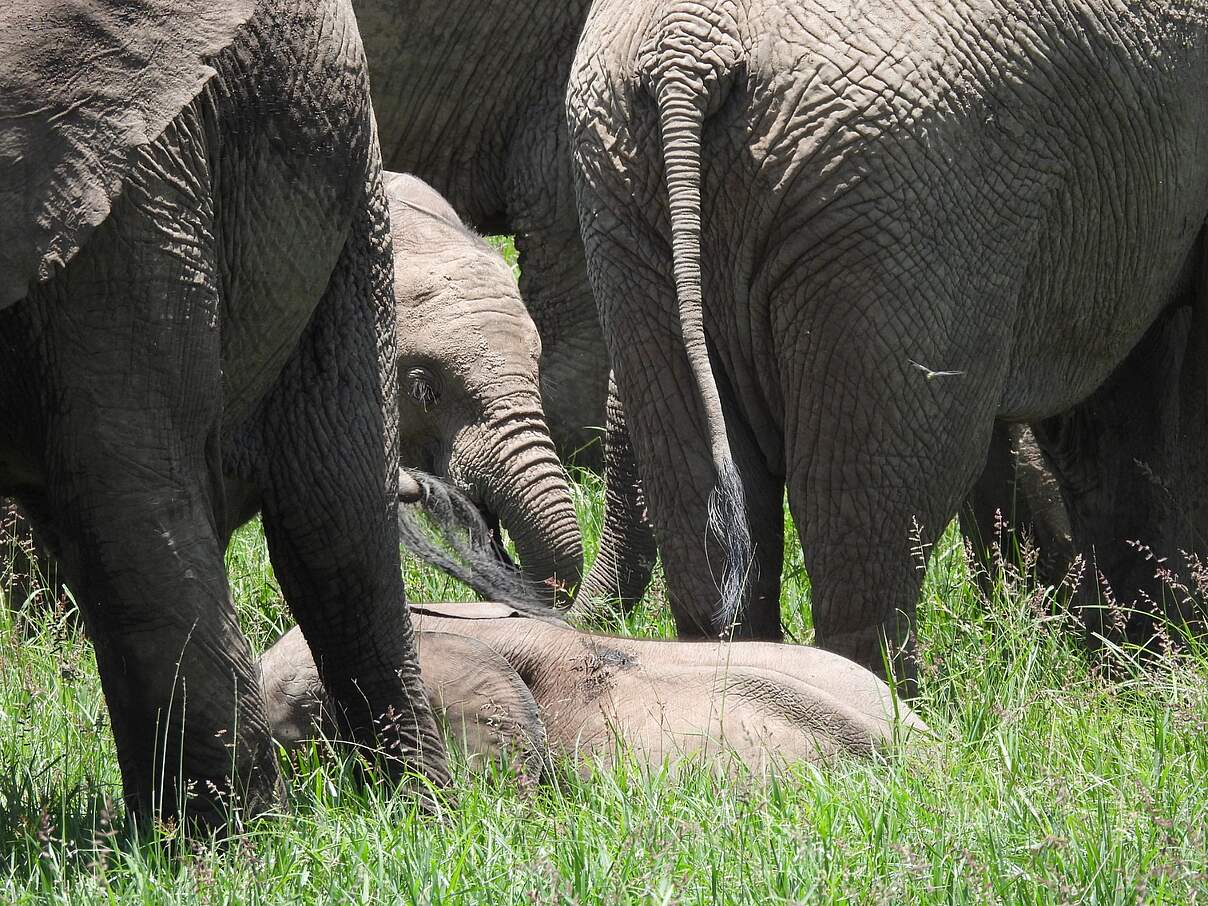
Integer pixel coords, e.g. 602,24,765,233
1000,178,1208,419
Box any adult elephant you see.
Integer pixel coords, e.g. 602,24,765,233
355,0,600,463
567,0,1208,681
353,0,660,609
0,0,448,827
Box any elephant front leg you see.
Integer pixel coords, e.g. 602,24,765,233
26,209,280,828
253,179,450,792
42,460,276,829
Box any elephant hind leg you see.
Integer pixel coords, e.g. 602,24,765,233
960,421,1073,596
784,313,1003,689
576,198,779,639
1036,266,1208,651
575,373,659,616
718,377,785,640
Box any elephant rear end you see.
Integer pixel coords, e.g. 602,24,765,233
568,0,1208,678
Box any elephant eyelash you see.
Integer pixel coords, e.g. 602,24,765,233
407,368,441,411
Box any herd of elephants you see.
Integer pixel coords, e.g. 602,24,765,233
1,0,1206,831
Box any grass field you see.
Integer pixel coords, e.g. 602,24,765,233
1,466,1207,904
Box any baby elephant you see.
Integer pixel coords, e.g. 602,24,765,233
385,173,583,604
261,602,926,777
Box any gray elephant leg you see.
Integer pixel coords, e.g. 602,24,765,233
504,76,610,472
960,422,1073,593
252,175,449,790
514,228,610,470
719,375,785,639
786,311,1003,687
1034,297,1207,650
574,373,658,614
960,422,1026,583
1,499,62,613
23,148,280,826
579,210,780,639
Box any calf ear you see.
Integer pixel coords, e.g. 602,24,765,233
0,0,254,306
258,626,335,751
416,630,549,779
410,600,529,620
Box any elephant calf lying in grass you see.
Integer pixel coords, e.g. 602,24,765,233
262,602,927,778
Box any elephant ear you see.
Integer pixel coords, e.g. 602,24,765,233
383,172,467,233
0,0,254,307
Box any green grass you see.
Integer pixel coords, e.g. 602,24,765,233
1,471,1206,903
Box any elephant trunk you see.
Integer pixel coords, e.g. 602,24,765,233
455,403,584,607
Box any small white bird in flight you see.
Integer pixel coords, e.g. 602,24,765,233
908,358,965,381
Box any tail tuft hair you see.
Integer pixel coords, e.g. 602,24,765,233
709,456,754,632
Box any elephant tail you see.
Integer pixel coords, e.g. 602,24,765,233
654,76,753,632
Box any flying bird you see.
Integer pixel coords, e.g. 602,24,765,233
908,358,965,381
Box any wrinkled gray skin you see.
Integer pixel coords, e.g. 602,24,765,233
1029,305,1208,644
384,173,583,604
263,602,926,775
0,0,447,828
356,0,601,463
263,619,550,780
354,0,659,610
567,1,1208,683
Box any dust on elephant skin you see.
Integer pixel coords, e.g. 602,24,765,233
570,640,639,703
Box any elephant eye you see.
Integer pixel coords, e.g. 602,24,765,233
406,367,440,412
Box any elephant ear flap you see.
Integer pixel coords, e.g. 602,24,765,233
0,0,254,307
